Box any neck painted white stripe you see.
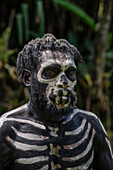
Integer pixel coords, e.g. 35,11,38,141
15,156,49,164
6,136,47,151
11,126,48,141
65,118,86,136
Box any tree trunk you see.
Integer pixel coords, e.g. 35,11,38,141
87,0,113,116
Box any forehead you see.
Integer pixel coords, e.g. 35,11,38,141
40,50,75,66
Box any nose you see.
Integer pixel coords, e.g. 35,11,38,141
56,74,69,88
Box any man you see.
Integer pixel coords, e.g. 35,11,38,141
0,33,113,170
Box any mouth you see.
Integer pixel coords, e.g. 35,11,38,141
49,89,72,108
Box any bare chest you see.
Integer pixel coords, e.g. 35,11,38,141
4,118,95,170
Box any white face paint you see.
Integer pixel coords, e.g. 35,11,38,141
37,50,77,109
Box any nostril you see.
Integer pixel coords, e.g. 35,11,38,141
61,75,68,85
57,85,63,88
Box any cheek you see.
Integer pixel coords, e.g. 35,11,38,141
46,80,57,98
68,79,77,90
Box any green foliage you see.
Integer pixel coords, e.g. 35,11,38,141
0,28,17,66
0,1,113,147
16,14,23,46
16,3,30,45
21,3,30,42
0,28,28,114
36,0,45,36
16,1,45,45
52,0,95,30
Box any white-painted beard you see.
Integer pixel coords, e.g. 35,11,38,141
47,87,77,109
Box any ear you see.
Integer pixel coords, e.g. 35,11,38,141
22,69,31,86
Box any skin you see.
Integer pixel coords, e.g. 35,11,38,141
0,49,113,170
25,50,77,123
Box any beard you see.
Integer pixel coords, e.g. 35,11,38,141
30,81,77,123
38,88,77,123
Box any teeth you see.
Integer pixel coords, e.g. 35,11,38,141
63,91,68,96
52,89,72,108
62,96,68,106
55,96,70,107
55,96,60,105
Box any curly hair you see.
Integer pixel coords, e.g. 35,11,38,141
17,33,82,77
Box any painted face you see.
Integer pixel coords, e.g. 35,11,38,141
37,50,77,109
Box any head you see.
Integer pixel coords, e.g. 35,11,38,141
17,34,82,122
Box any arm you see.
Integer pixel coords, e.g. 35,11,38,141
92,119,113,170
0,119,13,169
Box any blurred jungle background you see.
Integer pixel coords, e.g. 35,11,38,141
0,0,113,147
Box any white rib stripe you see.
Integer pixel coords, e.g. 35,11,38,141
15,156,49,164
65,118,86,136
62,129,96,162
6,136,47,151
81,150,94,169
64,123,91,150
39,165,48,170
5,117,45,129
67,150,94,169
11,126,48,141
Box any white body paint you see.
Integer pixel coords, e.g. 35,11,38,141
11,126,48,141
37,50,77,108
6,136,47,151
0,104,112,169
15,156,49,164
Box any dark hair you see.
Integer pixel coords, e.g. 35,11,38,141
17,33,82,77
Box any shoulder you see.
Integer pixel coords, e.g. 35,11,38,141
0,104,28,129
73,107,107,137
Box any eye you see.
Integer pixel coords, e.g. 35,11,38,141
42,70,59,79
41,65,61,79
65,67,76,82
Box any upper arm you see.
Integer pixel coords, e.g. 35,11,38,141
0,118,13,169
92,119,113,170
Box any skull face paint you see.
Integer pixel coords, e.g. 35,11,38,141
37,50,77,110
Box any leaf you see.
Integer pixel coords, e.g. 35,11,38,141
4,64,17,80
53,0,95,30
21,3,30,42
16,14,24,46
36,0,45,36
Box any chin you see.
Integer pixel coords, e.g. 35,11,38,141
46,100,75,119
47,88,77,113
35,89,77,122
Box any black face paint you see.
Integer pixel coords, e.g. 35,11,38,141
36,50,77,114
65,67,76,82
26,50,77,123
61,75,68,85
41,64,61,79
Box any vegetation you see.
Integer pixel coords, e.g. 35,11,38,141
0,0,113,146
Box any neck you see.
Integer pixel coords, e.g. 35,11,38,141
28,100,73,124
